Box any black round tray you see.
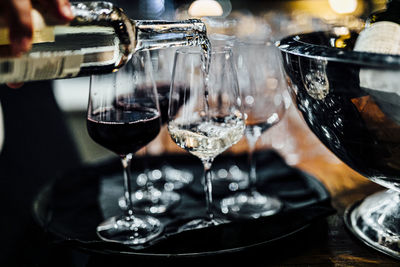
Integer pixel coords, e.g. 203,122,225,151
32,150,335,257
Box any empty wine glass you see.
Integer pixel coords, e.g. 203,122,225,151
168,46,245,230
219,40,286,219
87,51,163,245
117,48,188,215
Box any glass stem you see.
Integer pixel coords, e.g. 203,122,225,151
246,131,260,192
142,147,154,194
202,158,214,222
121,153,134,218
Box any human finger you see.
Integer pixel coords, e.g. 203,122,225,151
6,82,24,89
35,0,74,24
4,0,34,56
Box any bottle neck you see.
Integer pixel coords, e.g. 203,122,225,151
132,19,208,52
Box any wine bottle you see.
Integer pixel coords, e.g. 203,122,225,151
354,0,400,125
0,1,210,83
354,0,400,55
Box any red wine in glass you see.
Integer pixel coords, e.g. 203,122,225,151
87,105,160,156
114,84,187,126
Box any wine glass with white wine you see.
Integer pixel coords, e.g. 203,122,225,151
167,46,245,230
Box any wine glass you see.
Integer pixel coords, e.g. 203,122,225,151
117,48,189,214
87,51,163,245
219,40,286,219
168,46,245,230
206,26,249,194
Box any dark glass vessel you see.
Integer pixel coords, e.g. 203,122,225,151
279,31,400,189
278,30,400,260
366,0,400,27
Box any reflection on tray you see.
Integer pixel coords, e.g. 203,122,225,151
33,150,335,256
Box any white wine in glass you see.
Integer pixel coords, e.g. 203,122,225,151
168,46,245,230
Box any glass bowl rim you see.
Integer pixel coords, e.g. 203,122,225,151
277,31,400,68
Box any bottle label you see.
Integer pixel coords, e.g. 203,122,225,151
0,52,83,83
354,21,400,55
355,22,400,125
0,27,55,45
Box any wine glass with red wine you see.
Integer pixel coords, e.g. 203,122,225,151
87,51,163,245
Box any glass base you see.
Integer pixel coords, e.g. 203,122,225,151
212,166,249,194
96,214,163,245
179,217,229,232
344,190,400,260
162,166,194,191
118,189,181,214
220,191,283,219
